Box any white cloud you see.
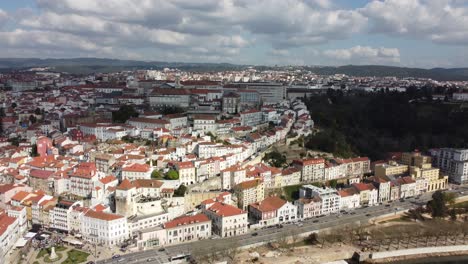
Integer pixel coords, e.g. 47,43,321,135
361,0,468,45
323,46,400,64
0,0,368,61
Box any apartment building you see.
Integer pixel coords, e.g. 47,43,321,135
294,197,322,219
81,210,129,246
203,202,248,238
431,148,468,184
162,214,212,245
292,158,325,182
299,185,340,215
374,161,408,177
249,196,297,227
233,179,265,210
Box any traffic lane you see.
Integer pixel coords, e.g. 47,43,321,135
105,193,444,263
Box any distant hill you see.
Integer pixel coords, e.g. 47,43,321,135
0,58,467,81
0,58,248,74
304,65,468,81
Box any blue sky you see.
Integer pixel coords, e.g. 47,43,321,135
0,0,467,68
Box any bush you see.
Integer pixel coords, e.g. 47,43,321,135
165,169,179,180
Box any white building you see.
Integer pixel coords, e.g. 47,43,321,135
122,163,152,181
175,161,197,185
203,202,247,238
240,109,263,127
338,188,361,210
299,185,340,215
193,115,217,133
161,214,212,245
0,211,20,260
50,200,82,232
431,148,468,184
81,210,129,246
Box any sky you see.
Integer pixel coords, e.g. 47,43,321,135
0,0,468,68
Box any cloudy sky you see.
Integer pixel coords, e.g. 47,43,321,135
1,0,468,67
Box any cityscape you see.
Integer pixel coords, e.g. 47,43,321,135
0,1,468,264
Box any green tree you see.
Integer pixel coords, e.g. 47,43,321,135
112,105,139,123
151,170,162,179
328,179,338,188
174,184,187,197
165,169,179,180
427,191,448,218
262,150,287,168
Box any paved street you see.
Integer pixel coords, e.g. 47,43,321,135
98,186,468,264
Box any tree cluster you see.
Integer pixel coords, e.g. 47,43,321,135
304,89,468,160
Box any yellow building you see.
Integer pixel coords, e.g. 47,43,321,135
401,152,432,167
375,162,408,177
234,179,265,210
410,164,448,192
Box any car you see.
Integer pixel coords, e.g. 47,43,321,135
147,258,155,262
385,204,391,207
252,232,258,236
86,262,95,264
112,255,121,260
313,220,319,223
365,214,371,216
158,247,166,252
117,259,125,263
350,212,356,215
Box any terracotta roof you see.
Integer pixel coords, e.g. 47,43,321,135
29,169,54,179
116,179,135,190
206,202,245,217
352,183,375,192
338,188,358,197
134,179,163,188
11,191,30,201
122,163,151,173
282,167,300,175
0,213,17,236
293,158,325,166
99,175,117,185
177,161,194,169
235,179,262,190
0,184,24,193
250,196,286,212
164,214,210,229
84,210,124,221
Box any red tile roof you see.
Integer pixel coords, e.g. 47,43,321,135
99,175,117,185
84,210,124,221
249,196,286,212
122,163,151,173
206,202,245,217
0,212,17,236
164,214,210,229
29,169,54,179
116,179,135,190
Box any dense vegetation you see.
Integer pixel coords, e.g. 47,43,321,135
112,105,139,123
304,89,468,160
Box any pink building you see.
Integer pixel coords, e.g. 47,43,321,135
36,136,53,157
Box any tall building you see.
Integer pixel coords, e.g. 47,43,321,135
431,148,468,184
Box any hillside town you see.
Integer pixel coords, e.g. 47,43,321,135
0,68,467,263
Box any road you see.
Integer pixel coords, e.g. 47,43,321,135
98,185,468,264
